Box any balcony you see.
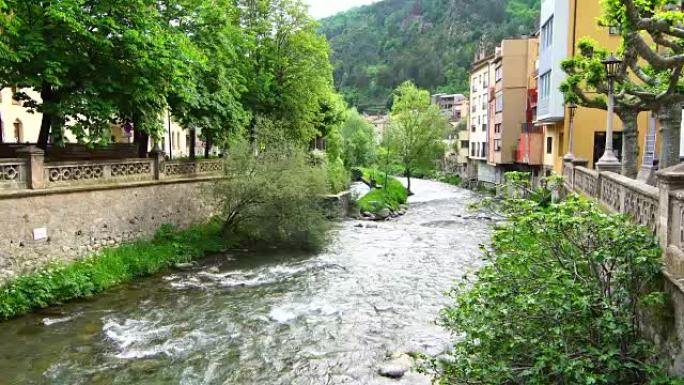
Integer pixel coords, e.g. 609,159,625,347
516,123,544,165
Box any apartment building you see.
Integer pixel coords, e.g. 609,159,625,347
434,94,469,175
468,47,495,183
538,0,653,175
486,37,539,183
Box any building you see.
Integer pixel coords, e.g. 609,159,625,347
485,36,539,183
0,87,190,159
468,46,495,183
537,0,652,175
433,94,469,175
365,114,390,142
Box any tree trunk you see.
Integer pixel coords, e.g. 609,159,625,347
189,128,197,160
658,103,682,169
205,136,212,159
37,83,54,150
406,168,413,196
619,110,639,178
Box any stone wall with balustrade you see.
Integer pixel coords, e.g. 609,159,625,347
0,148,226,285
563,160,684,375
0,146,224,193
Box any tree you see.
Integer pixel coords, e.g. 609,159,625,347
561,38,650,178
167,0,250,158
0,0,197,153
339,108,378,167
386,81,447,194
238,0,338,145
598,0,684,169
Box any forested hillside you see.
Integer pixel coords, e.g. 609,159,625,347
319,0,541,111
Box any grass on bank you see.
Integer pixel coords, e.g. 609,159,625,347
0,222,228,320
355,167,408,213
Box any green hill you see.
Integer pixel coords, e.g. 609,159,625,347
319,0,540,111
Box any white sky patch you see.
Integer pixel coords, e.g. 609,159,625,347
303,0,381,19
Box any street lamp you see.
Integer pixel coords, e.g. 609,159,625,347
564,101,578,161
596,54,622,170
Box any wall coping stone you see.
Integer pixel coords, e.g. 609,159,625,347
0,175,223,200
602,171,660,200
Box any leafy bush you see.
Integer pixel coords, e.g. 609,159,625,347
217,140,331,252
428,195,680,384
327,157,350,194
438,174,462,186
0,222,227,320
355,168,408,213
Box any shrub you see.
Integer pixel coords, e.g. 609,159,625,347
356,168,408,213
438,174,462,186
216,140,331,252
0,222,227,320
327,157,350,194
428,195,680,384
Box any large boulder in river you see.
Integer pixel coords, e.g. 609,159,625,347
376,208,391,220
378,354,414,379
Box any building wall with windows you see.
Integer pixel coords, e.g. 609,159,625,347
468,55,493,164
0,87,189,158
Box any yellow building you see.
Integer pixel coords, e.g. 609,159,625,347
0,87,189,158
539,0,652,175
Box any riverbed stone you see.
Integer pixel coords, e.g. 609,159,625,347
378,354,414,379
376,208,391,220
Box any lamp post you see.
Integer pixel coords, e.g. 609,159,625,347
564,102,578,161
596,54,622,171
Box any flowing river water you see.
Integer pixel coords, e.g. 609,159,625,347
0,179,491,385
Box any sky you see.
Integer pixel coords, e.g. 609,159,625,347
303,0,380,19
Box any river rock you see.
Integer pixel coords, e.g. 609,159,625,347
376,208,391,220
378,354,414,379
362,211,374,218
174,262,195,270
207,266,220,274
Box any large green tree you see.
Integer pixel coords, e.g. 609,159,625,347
238,0,339,145
386,81,447,194
0,0,197,153
167,0,250,158
339,108,377,167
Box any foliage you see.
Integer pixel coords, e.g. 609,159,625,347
385,81,447,194
340,108,378,167
0,222,227,320
319,0,541,109
325,126,351,193
438,174,463,186
356,168,408,213
237,0,341,145
216,135,331,252
428,194,680,385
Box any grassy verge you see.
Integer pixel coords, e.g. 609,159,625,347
0,221,229,320
438,174,463,186
355,168,409,213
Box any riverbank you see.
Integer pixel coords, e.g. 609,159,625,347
0,221,229,320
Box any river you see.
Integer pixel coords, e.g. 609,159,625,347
0,179,491,385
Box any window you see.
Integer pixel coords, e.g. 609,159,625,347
471,143,476,157
494,123,502,133
481,142,487,158
539,72,551,101
471,125,476,132
546,136,553,154
482,123,487,132
483,74,488,88
541,17,554,50
494,139,502,152
495,66,503,82
461,140,469,149
495,93,503,112
13,119,22,143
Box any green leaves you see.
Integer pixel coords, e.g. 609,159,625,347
431,194,677,384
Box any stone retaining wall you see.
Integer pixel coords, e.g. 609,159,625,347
0,178,220,284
